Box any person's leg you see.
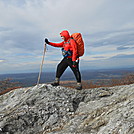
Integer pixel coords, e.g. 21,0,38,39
67,59,82,90
56,58,68,78
52,58,68,86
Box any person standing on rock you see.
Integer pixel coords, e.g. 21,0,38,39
45,30,82,90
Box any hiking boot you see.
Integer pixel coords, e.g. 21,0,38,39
76,83,82,90
51,82,59,86
51,78,60,86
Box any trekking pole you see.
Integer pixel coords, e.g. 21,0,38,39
37,43,47,86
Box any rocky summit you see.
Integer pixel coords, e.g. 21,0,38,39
0,83,134,134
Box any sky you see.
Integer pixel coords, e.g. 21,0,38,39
0,0,134,74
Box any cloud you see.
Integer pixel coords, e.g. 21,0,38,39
0,0,134,73
84,29,134,62
110,54,134,59
1,0,134,34
88,29,134,47
117,45,134,50
0,59,5,63
81,54,134,70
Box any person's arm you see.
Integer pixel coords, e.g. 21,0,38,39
49,41,64,47
45,38,64,47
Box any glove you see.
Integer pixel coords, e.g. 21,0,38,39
45,38,50,44
72,61,77,68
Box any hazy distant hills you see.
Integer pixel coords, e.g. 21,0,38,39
0,68,134,87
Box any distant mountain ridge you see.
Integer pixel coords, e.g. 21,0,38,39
0,68,134,87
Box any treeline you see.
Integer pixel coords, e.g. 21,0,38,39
82,73,134,89
0,78,21,95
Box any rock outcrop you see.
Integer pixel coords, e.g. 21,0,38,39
0,83,134,134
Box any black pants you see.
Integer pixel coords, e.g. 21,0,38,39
56,57,81,83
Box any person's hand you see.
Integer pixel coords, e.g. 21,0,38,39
45,38,50,44
72,61,77,68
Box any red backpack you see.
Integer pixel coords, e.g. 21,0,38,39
71,33,84,57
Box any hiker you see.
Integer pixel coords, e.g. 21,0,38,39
45,30,82,90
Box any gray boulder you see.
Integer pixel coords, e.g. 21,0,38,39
0,83,134,134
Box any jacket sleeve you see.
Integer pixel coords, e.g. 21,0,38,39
49,41,64,47
70,39,78,61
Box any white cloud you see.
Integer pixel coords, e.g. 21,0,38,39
81,54,134,70
1,0,134,34
0,0,134,73
0,60,5,63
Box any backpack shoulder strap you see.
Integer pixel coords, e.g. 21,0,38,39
64,38,73,44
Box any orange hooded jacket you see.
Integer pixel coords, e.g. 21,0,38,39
49,30,78,61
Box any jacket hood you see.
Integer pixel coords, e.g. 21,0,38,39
60,30,70,41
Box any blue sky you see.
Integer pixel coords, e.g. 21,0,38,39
0,0,134,74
